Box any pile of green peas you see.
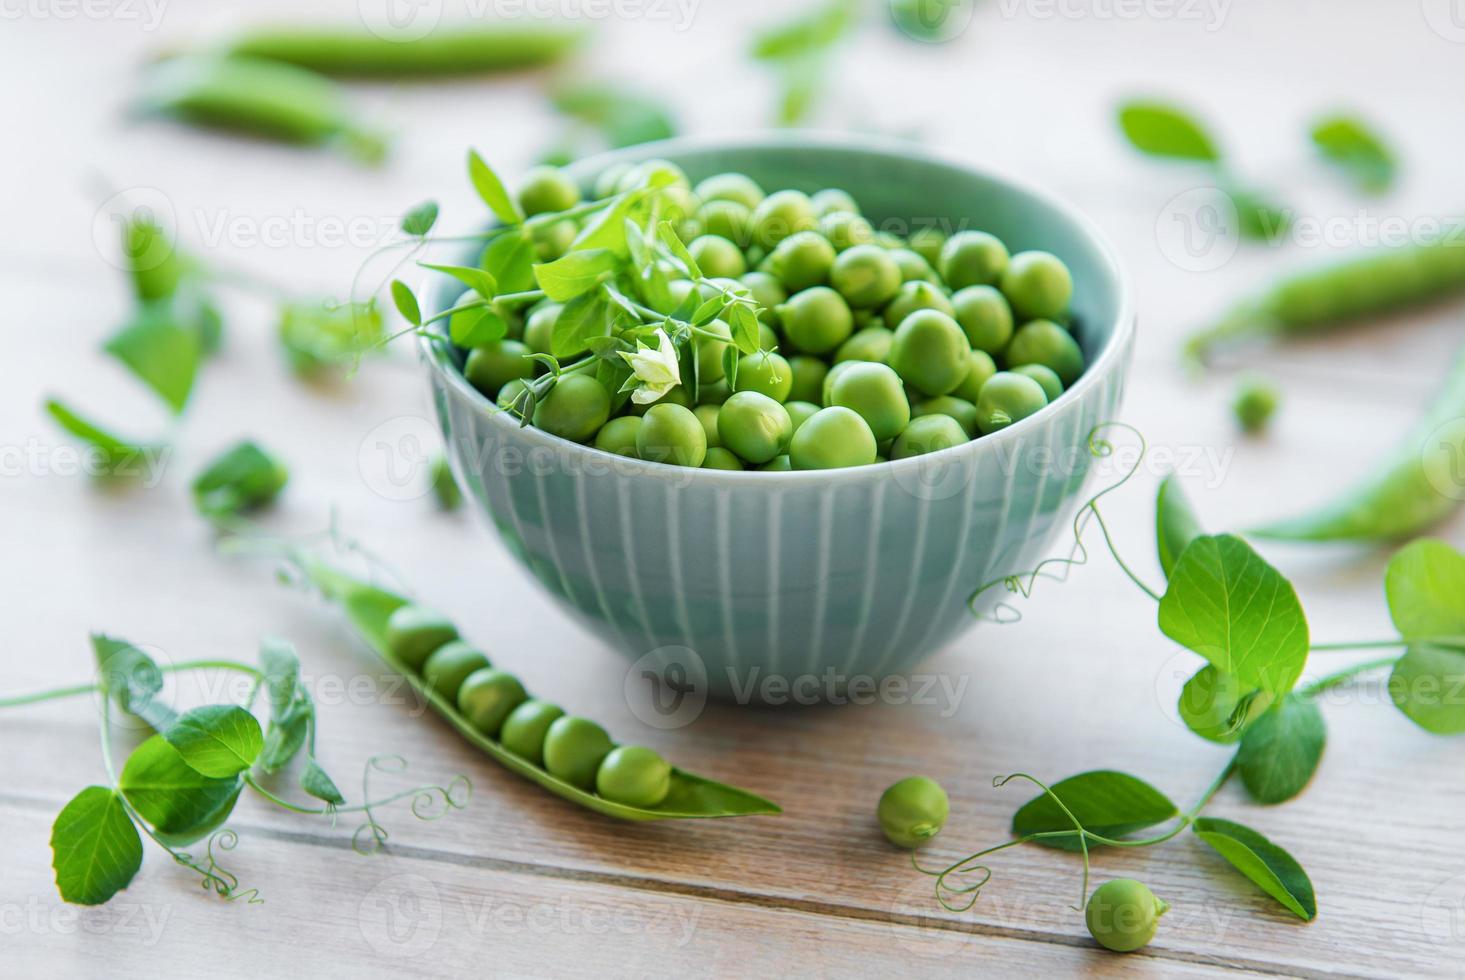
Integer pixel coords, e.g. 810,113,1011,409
458,162,1085,470
383,603,674,807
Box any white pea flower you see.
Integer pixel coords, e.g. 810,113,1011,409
619,328,682,405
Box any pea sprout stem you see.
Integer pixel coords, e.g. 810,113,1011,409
1299,657,1399,697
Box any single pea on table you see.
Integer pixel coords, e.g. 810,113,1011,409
450,161,1087,470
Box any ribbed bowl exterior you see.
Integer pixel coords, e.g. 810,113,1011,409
423,135,1135,702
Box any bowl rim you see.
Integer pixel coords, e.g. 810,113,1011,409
420,131,1136,487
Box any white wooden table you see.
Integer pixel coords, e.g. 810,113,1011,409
4,2,1464,976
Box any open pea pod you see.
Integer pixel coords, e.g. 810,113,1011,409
298,560,780,822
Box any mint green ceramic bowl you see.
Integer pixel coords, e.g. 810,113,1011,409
423,134,1134,702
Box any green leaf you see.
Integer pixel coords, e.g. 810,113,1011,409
449,307,507,348
1156,474,1203,578
1158,534,1310,697
551,290,609,358
1236,696,1326,803
44,399,161,477
258,637,311,772
191,440,288,519
752,0,858,60
119,735,243,844
163,705,264,778
1191,817,1316,920
480,230,535,293
389,280,421,326
420,262,497,299
572,192,646,257
300,758,345,806
773,54,826,126
103,306,201,414
533,248,620,302
550,84,677,149
123,215,184,303
50,787,143,906
1117,101,1221,162
401,199,439,236
467,150,523,226
1387,643,1465,734
657,221,701,280
92,633,174,731
1010,770,1177,851
728,303,761,355
1311,115,1395,194
278,300,382,375
1225,184,1291,243
1178,664,1274,744
1384,538,1465,640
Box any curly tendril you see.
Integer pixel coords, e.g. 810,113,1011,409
967,421,1160,622
352,755,472,855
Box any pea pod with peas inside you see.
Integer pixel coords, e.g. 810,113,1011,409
297,559,781,821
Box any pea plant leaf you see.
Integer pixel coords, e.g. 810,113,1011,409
258,637,312,772
300,758,345,806
751,0,858,61
390,280,422,327
467,149,523,226
1117,101,1222,162
278,300,383,375
1158,534,1310,697
1156,473,1204,578
103,306,202,414
449,307,507,348
401,200,439,237
1384,538,1465,640
657,221,702,280
119,735,243,845
1311,115,1395,194
1236,696,1326,804
420,262,498,300
551,290,610,358
1191,817,1317,920
50,787,143,906
550,83,677,149
44,399,163,477
1387,643,1465,735
1225,184,1291,243
534,248,620,302
1178,664,1273,744
92,633,175,731
480,230,536,294
163,705,264,778
191,440,288,519
728,303,762,355
1010,770,1177,851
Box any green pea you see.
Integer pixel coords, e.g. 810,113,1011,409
1005,319,1084,385
790,407,878,470
1085,879,1168,953
533,375,611,443
951,349,998,403
697,378,731,406
829,362,910,442
939,230,1009,289
593,416,642,457
740,271,787,325
951,285,1014,354
907,226,946,267
1011,363,1064,402
618,158,689,194
733,351,793,402
595,745,672,807
689,234,746,279
976,371,1048,434
876,776,949,848
885,280,956,328
830,244,902,309
517,165,581,217
456,667,528,738
698,199,752,246
593,163,632,200
821,359,857,406
523,303,561,355
695,318,733,383
758,323,779,351
422,641,490,703
532,218,578,261
891,415,967,458
811,187,859,216
818,210,876,251
889,248,939,283
1000,250,1073,320
750,189,817,249
913,395,979,437
784,399,820,433
767,231,836,292
777,286,853,355
636,403,707,467
787,355,829,404
888,309,972,396
694,172,765,210
1233,374,1280,433
542,716,614,791
702,447,744,470
693,404,723,447
499,699,564,765
464,340,537,398
384,605,458,672
718,390,793,464
759,454,792,471
834,326,894,365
